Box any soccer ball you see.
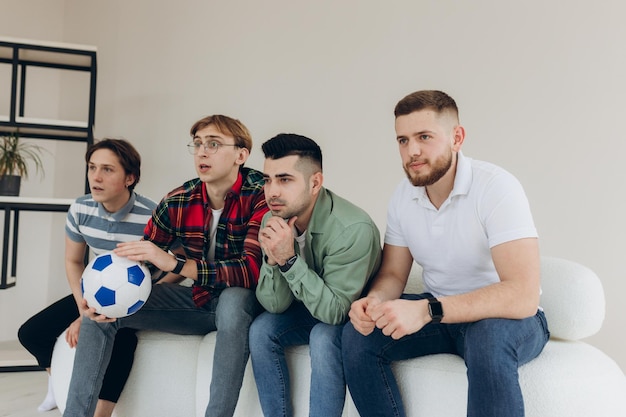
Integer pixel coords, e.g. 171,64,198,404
81,252,152,318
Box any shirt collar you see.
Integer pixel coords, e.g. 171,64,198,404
308,187,329,233
98,192,136,221
201,170,244,206
451,151,472,197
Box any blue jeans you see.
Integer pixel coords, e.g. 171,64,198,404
249,302,345,417
63,284,261,417
342,293,550,417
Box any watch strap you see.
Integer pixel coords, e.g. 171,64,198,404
278,254,298,273
171,254,186,274
427,297,444,324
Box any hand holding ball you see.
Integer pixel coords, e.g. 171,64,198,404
81,252,152,318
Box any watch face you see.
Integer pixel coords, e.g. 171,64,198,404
279,255,298,272
428,300,443,318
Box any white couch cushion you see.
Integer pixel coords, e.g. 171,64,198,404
49,256,625,417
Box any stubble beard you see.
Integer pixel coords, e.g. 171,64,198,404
268,199,304,221
404,152,453,187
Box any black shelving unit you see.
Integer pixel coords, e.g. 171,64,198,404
0,37,97,289
0,36,97,150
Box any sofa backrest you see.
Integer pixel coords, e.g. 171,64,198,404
404,256,605,341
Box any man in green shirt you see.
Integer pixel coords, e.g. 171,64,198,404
249,133,381,417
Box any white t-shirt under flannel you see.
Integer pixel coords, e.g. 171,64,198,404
384,152,538,298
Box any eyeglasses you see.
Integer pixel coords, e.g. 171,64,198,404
187,140,241,155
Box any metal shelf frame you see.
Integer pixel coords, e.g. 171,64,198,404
0,38,98,288
0,37,97,146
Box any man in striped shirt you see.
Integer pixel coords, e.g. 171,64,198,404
64,115,268,417
20,139,156,417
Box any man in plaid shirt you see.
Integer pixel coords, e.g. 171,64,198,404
64,115,268,417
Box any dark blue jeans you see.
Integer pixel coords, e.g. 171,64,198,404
342,293,550,417
249,302,345,417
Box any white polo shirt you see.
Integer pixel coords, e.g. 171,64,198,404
384,152,538,298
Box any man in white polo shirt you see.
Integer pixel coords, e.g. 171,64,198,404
342,90,550,417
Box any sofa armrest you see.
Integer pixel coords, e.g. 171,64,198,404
539,256,605,340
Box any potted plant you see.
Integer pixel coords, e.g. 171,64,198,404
0,130,46,196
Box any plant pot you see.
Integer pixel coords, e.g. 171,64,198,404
0,175,21,196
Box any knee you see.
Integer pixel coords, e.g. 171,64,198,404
216,287,258,329
310,323,342,364
17,323,30,346
218,287,255,314
310,324,342,352
463,320,517,373
341,322,360,351
113,328,138,349
249,312,272,345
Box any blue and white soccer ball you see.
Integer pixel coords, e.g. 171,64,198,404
81,252,152,318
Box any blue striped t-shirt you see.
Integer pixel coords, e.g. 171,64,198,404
65,192,157,255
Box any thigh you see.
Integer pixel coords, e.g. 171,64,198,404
343,319,457,363
119,283,215,335
214,287,263,326
252,302,319,348
141,282,197,310
460,310,550,366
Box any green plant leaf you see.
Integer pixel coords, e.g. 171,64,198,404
0,131,48,179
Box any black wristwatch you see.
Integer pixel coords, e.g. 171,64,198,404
427,297,444,324
278,254,298,273
171,254,186,274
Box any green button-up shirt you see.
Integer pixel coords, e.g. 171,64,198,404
256,187,382,325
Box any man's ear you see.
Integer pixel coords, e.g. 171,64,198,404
310,171,323,195
235,147,250,166
125,175,136,188
452,125,466,152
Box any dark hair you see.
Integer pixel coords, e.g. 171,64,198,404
394,90,459,122
85,138,141,191
189,114,253,152
261,133,323,172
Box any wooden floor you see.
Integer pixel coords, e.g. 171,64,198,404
0,370,61,417
0,339,61,417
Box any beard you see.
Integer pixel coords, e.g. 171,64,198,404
267,197,309,221
403,151,453,187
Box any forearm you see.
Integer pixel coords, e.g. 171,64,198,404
365,243,412,302
66,260,86,307
440,279,540,323
282,258,374,325
366,272,407,302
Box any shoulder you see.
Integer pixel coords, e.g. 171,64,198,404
159,178,203,204
133,193,158,211
73,194,96,206
240,167,265,192
317,188,377,229
69,194,98,215
66,195,101,230
470,158,513,178
468,158,525,193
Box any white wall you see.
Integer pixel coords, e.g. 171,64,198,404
1,0,625,373
0,0,72,350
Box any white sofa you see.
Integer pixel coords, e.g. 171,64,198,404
51,256,626,416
